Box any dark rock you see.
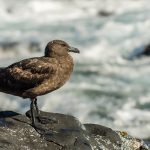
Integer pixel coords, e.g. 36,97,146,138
0,111,149,150
144,138,150,149
0,41,41,53
28,41,41,52
128,44,150,60
0,41,19,51
97,10,113,17
143,44,150,56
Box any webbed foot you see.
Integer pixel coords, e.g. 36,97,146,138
37,116,57,124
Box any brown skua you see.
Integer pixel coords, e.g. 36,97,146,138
0,40,79,126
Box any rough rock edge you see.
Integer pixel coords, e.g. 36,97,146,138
0,111,149,150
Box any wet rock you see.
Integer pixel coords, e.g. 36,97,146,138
0,41,41,52
143,44,150,56
128,44,150,60
97,10,113,17
144,138,150,149
0,111,149,150
0,41,19,51
28,41,41,52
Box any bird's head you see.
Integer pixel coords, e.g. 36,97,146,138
45,40,80,57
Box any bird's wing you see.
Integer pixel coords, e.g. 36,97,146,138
6,57,57,85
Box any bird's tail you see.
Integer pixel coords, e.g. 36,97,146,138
0,68,7,91
0,68,6,83
0,67,5,74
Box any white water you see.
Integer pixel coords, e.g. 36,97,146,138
0,0,150,138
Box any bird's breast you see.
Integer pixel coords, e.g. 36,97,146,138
56,56,74,85
45,55,74,92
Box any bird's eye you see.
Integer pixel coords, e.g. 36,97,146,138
62,44,66,47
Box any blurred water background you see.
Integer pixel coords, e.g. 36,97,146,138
0,0,150,139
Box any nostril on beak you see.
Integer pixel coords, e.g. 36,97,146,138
68,47,80,53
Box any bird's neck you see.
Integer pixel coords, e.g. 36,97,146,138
58,54,74,70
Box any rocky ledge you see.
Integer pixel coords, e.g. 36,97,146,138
0,111,149,150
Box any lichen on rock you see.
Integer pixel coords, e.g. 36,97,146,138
0,111,149,150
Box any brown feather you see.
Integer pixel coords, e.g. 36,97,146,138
0,40,79,99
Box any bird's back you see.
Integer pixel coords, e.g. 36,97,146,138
0,58,47,97
0,67,31,96
0,55,74,98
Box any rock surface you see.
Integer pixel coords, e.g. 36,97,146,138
97,10,113,17
143,44,150,56
129,44,150,60
0,111,149,150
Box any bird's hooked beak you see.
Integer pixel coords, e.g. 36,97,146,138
68,47,80,53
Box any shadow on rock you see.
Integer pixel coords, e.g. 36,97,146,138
0,110,149,150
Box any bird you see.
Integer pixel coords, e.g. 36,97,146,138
0,40,79,126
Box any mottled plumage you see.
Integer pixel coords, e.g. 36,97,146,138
0,40,79,125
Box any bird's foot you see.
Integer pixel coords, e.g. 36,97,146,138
31,122,49,135
31,119,56,138
37,116,57,124
32,123,54,141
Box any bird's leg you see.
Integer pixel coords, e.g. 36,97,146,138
33,98,46,124
30,98,48,134
30,98,36,126
33,99,57,124
34,98,47,124
34,98,40,116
